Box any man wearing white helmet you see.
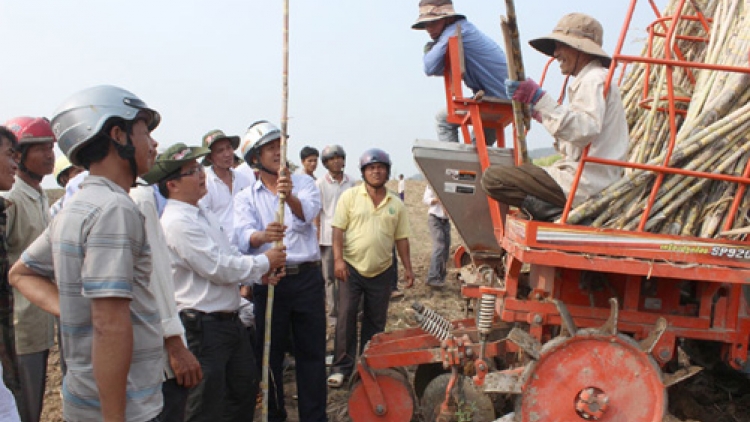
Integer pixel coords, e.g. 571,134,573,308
315,145,354,333
2,116,56,422
233,121,326,422
10,85,165,422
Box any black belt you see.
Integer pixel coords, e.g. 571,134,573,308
285,261,321,275
181,309,238,322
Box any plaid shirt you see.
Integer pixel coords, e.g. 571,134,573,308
0,198,20,397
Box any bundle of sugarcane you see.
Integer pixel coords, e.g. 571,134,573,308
566,0,750,240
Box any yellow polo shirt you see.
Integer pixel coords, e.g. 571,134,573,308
332,184,410,278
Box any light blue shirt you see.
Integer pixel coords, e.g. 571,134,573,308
233,173,321,264
424,19,510,99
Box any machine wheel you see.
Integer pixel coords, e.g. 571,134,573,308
516,330,667,421
349,368,415,422
421,373,495,422
414,363,448,399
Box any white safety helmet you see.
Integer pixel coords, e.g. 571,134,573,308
51,85,160,166
240,120,281,165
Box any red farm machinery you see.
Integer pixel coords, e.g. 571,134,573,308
346,0,750,421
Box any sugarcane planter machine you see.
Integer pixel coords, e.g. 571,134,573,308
347,1,750,421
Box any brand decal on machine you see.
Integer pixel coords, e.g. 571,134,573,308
445,169,477,182
710,246,750,259
443,182,475,195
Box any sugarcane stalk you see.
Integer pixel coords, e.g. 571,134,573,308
643,129,750,232
261,1,290,420
568,100,750,224
501,0,530,164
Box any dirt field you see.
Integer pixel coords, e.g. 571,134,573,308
39,181,750,421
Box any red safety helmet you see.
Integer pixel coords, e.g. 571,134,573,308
3,116,56,146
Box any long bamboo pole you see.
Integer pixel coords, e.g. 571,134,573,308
262,1,290,420
501,0,530,165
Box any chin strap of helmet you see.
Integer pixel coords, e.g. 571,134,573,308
252,150,282,176
109,121,138,186
17,147,45,182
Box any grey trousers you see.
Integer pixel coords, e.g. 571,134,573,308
320,245,338,328
481,163,566,207
16,350,48,422
427,215,451,286
436,109,496,145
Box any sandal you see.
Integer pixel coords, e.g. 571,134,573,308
327,372,345,388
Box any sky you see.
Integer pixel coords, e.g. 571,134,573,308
0,0,665,188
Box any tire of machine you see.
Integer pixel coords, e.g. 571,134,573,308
349,368,417,422
414,363,448,399
421,373,495,422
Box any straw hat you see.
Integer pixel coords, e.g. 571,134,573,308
529,13,611,68
411,0,465,30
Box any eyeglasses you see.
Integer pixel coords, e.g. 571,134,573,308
177,166,204,178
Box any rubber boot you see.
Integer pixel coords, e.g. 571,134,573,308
521,195,563,222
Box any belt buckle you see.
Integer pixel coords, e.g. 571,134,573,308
286,264,300,275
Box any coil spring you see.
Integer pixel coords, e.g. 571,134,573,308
412,302,452,341
477,293,496,335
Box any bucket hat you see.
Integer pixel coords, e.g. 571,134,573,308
529,13,611,68
411,0,465,30
201,129,239,165
203,129,239,150
141,142,209,184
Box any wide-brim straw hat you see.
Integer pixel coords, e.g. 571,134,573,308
411,0,465,30
529,13,612,68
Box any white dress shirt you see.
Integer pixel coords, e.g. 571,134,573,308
161,199,269,313
233,174,321,264
130,185,185,380
51,170,88,219
235,162,257,181
423,185,447,219
199,166,253,240
315,172,355,246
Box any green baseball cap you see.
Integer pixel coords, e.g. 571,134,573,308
141,142,209,185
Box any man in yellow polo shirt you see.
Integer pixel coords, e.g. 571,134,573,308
327,148,414,387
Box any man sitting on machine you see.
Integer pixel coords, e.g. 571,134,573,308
481,13,628,221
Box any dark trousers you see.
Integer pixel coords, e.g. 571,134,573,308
17,350,48,422
332,263,395,377
427,215,451,286
253,267,327,422
180,313,258,422
160,378,189,422
481,163,566,207
391,249,398,291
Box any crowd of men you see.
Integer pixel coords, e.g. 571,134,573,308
0,86,414,422
0,0,623,420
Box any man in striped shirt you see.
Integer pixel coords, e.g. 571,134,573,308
9,86,165,422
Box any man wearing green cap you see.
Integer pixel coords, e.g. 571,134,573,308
199,130,253,241
144,143,286,422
